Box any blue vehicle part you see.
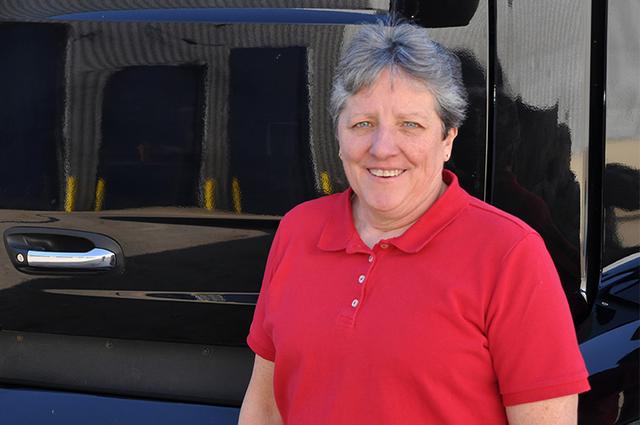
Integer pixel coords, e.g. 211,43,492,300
0,387,239,425
48,8,387,24
580,320,640,376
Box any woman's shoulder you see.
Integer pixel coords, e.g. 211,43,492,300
285,192,345,220
277,191,348,236
462,195,539,241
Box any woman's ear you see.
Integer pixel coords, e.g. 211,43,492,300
445,127,458,143
443,127,458,158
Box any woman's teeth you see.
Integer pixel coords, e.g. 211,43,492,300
368,169,404,177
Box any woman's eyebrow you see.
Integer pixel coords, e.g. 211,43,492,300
396,111,430,120
345,111,376,120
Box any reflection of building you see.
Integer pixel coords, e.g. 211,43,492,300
1,3,393,215
1,1,493,216
603,1,640,265
64,20,348,214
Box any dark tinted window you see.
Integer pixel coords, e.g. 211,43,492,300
0,23,66,210
99,65,205,210
229,47,313,215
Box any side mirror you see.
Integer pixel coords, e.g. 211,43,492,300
394,0,481,28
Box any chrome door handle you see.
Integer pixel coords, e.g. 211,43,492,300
27,248,116,269
5,227,124,274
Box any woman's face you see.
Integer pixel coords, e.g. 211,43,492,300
337,68,458,219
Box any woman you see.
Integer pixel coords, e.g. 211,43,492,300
239,23,589,424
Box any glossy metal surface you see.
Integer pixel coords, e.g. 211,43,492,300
429,0,488,199
48,8,386,24
602,0,640,268
0,6,364,345
492,0,591,323
578,252,640,424
0,0,488,406
3,2,636,423
44,289,259,305
489,5,637,422
27,248,116,269
0,0,420,407
0,0,486,344
576,2,640,423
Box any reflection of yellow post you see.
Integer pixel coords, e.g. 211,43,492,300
95,178,106,211
65,176,77,212
204,178,215,211
232,177,242,213
320,171,333,195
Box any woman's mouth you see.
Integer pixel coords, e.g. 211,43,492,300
368,168,406,178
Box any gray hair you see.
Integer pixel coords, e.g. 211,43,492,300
330,23,468,136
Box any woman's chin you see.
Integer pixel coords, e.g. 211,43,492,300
359,195,406,215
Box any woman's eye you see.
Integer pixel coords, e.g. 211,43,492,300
354,121,372,128
403,121,420,128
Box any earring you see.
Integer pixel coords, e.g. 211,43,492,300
444,153,450,161
338,149,343,159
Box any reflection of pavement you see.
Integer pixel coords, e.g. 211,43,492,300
615,209,640,247
0,208,278,288
606,138,640,249
0,231,274,345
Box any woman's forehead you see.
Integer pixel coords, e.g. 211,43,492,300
344,71,436,115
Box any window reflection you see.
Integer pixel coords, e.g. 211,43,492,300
228,47,314,215
0,23,66,211
98,65,204,210
492,59,586,322
602,0,640,267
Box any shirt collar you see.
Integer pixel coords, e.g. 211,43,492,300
317,170,469,254
316,187,362,253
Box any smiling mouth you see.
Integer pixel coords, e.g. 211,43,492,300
368,168,406,178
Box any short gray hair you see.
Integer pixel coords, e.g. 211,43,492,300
330,23,468,135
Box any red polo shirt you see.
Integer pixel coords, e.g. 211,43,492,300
248,171,589,424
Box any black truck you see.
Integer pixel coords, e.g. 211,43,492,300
0,1,638,423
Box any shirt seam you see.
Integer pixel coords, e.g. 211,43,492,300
484,231,541,317
500,370,589,397
467,199,534,233
247,333,275,361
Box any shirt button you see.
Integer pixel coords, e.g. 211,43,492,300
351,299,359,308
380,243,389,249
358,274,366,284
368,255,374,263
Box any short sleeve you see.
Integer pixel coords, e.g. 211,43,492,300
246,227,284,362
486,233,590,406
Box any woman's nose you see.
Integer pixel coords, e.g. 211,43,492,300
368,125,399,158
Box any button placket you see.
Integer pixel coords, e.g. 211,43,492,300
353,251,377,308
344,251,379,317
